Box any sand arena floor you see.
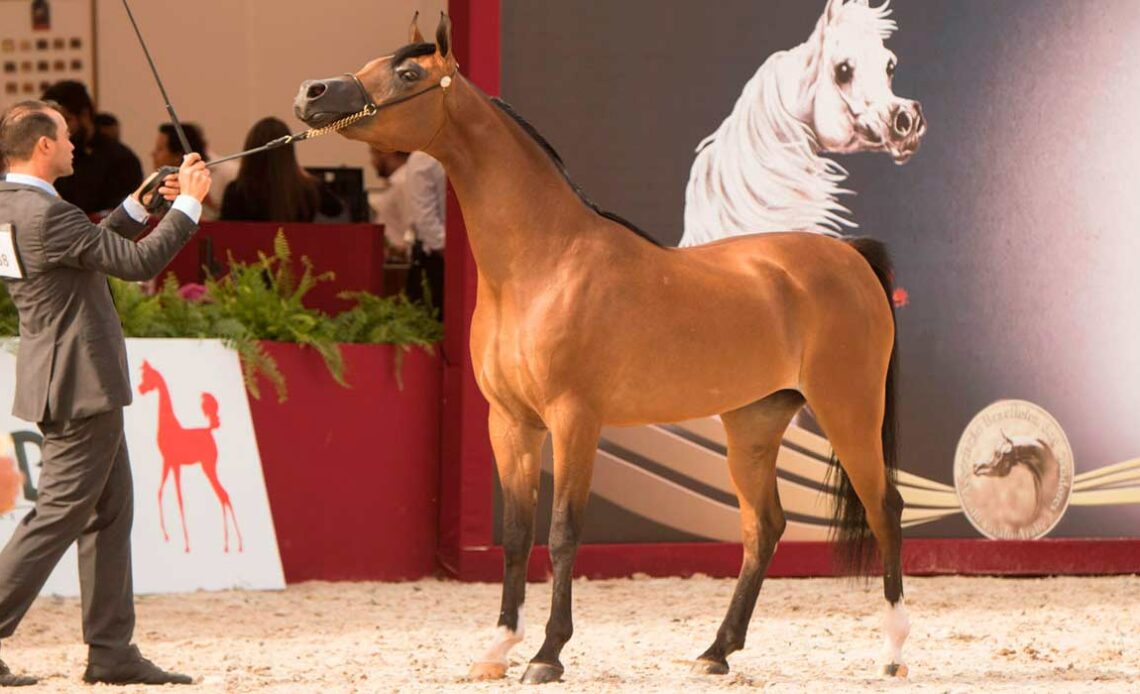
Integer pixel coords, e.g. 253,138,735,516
4,575,1138,693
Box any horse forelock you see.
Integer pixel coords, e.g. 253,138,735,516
833,1,897,42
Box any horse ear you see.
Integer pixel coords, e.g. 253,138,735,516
824,0,846,26
435,12,452,58
807,0,844,57
409,11,424,43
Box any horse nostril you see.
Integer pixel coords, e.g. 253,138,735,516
306,82,328,100
892,109,913,138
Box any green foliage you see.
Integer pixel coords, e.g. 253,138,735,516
0,230,443,400
333,291,443,389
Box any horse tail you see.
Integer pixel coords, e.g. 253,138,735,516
828,236,900,576
201,394,220,430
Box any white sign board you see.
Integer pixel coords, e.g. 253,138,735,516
0,338,285,595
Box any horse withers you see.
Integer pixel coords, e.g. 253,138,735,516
295,12,909,684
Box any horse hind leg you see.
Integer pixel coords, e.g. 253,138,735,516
201,459,242,553
468,409,546,681
802,373,908,677
693,390,803,676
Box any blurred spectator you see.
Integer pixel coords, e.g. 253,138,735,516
151,122,235,220
41,80,143,213
367,147,411,255
94,112,120,142
221,117,344,223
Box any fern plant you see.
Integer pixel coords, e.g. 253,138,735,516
333,291,443,388
204,231,345,393
3,230,443,400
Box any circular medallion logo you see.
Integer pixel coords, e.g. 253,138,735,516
954,400,1074,540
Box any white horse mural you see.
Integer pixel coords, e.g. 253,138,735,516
681,0,925,246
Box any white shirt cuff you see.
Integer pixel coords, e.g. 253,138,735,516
121,195,149,223
171,196,203,224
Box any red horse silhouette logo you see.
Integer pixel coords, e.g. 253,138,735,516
138,360,243,553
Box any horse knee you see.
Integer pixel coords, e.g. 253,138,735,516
760,509,787,542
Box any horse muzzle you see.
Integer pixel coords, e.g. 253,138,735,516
886,100,926,165
294,76,368,129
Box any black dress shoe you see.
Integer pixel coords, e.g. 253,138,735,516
82,645,192,685
0,659,36,687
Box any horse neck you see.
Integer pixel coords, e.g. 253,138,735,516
684,48,852,242
425,78,597,285
149,375,179,433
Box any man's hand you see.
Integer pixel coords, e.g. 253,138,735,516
178,153,212,202
156,171,181,201
133,167,179,208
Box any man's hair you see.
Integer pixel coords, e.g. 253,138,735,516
159,122,208,161
41,80,94,118
0,100,61,163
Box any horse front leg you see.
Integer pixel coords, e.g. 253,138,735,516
521,410,599,685
468,409,546,681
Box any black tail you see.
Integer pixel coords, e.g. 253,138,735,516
827,237,900,576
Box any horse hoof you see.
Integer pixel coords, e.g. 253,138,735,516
520,662,563,684
882,662,909,678
691,658,729,675
468,661,509,680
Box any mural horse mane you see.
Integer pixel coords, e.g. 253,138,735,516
974,434,1062,526
296,13,909,683
681,0,925,246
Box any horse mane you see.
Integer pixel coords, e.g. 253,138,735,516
490,98,662,247
841,1,898,41
682,51,855,246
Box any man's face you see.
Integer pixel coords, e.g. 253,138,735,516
152,132,179,169
46,110,75,178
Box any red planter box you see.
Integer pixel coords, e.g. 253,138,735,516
246,342,442,582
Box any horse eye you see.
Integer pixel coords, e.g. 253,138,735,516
886,60,897,78
398,69,419,83
834,61,853,86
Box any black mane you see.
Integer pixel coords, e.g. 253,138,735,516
490,98,661,247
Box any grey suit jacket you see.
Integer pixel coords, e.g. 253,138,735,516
0,181,198,423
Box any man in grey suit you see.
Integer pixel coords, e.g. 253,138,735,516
0,100,210,686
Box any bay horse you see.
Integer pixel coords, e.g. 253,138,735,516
295,14,908,683
682,0,926,245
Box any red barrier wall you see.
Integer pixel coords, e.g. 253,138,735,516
247,342,442,582
164,222,386,314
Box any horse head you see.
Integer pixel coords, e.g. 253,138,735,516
138,359,160,395
294,12,457,154
792,0,925,164
972,431,1018,478
973,433,1059,517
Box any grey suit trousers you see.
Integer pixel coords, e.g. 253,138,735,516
0,408,134,650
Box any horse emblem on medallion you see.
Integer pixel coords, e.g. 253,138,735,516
954,400,1074,540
